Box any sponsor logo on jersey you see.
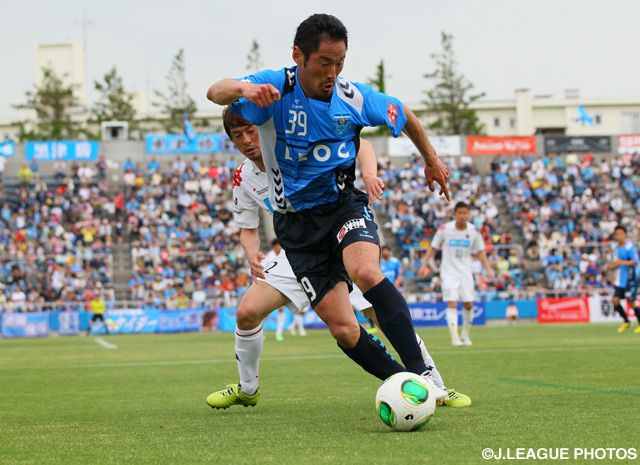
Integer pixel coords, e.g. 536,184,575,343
233,164,244,187
388,103,398,126
256,186,268,196
448,239,471,247
337,218,366,243
333,113,352,135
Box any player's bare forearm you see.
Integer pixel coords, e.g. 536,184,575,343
477,251,494,278
357,139,384,205
402,105,437,162
418,247,437,278
206,79,245,105
207,79,281,107
240,228,265,279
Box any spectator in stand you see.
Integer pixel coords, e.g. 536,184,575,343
17,164,34,184
147,156,160,175
29,159,39,175
0,153,6,184
78,163,93,184
96,156,107,180
122,157,136,172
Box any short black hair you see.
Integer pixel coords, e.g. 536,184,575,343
381,245,391,252
222,107,253,139
614,225,627,234
294,14,348,61
271,238,280,247
454,201,469,212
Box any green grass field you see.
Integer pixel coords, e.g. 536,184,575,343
1,324,639,464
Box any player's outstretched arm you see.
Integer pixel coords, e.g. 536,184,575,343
206,79,280,107
240,228,266,280
401,104,451,201
357,139,384,206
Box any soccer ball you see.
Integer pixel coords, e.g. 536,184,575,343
376,372,436,432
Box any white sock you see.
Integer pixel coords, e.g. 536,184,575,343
295,314,305,332
235,324,263,395
416,334,445,390
461,308,473,339
446,307,459,341
276,310,285,336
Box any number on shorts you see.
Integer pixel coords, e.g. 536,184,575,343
300,277,316,301
264,261,278,274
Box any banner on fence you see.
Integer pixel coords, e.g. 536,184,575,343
0,140,15,157
157,309,205,333
57,311,80,335
485,300,538,319
25,141,99,161
544,136,611,154
388,135,461,156
1,312,50,338
537,297,590,323
90,309,159,335
618,135,640,154
466,136,536,155
146,134,219,155
408,302,485,327
219,134,242,154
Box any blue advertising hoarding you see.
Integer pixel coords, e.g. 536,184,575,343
1,312,50,338
146,134,219,155
25,141,99,161
408,302,486,327
157,309,205,333
485,300,538,319
90,310,159,335
219,134,241,154
1,140,15,157
217,307,295,332
57,311,80,335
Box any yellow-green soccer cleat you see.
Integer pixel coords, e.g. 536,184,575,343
206,384,260,410
617,322,630,333
634,325,640,334
443,389,472,407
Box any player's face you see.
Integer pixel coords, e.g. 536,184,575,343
381,248,390,260
454,207,469,225
230,125,261,162
613,228,626,244
293,40,346,101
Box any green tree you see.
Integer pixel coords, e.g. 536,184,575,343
13,67,82,141
91,66,137,136
366,59,391,136
153,49,197,134
423,32,485,135
246,39,263,73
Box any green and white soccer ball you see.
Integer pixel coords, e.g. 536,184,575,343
376,372,436,432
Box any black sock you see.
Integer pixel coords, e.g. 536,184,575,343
363,278,427,374
338,326,405,381
615,304,630,323
632,306,640,323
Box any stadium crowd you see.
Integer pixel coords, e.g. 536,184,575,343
2,146,639,312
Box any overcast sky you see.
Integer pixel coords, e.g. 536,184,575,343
2,0,639,120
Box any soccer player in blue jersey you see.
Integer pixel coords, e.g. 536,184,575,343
380,246,403,290
603,225,640,333
206,14,450,390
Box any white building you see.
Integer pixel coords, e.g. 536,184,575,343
36,42,86,106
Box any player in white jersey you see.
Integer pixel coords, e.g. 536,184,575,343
419,202,494,346
207,109,470,409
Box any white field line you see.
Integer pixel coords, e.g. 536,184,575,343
95,338,118,349
0,345,637,371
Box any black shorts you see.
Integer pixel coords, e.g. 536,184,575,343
91,313,105,323
614,284,638,301
274,189,379,306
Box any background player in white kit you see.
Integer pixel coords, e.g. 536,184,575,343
207,109,470,408
419,202,494,346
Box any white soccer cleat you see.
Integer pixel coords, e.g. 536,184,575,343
451,337,463,347
461,336,473,346
298,326,307,336
420,372,449,405
289,325,296,336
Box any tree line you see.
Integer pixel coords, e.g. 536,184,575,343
13,32,484,141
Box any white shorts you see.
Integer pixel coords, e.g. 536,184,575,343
506,307,519,318
256,249,372,314
441,277,475,303
257,249,309,314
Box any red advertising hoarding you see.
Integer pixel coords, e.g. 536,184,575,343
466,136,537,155
618,135,640,154
537,297,590,323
